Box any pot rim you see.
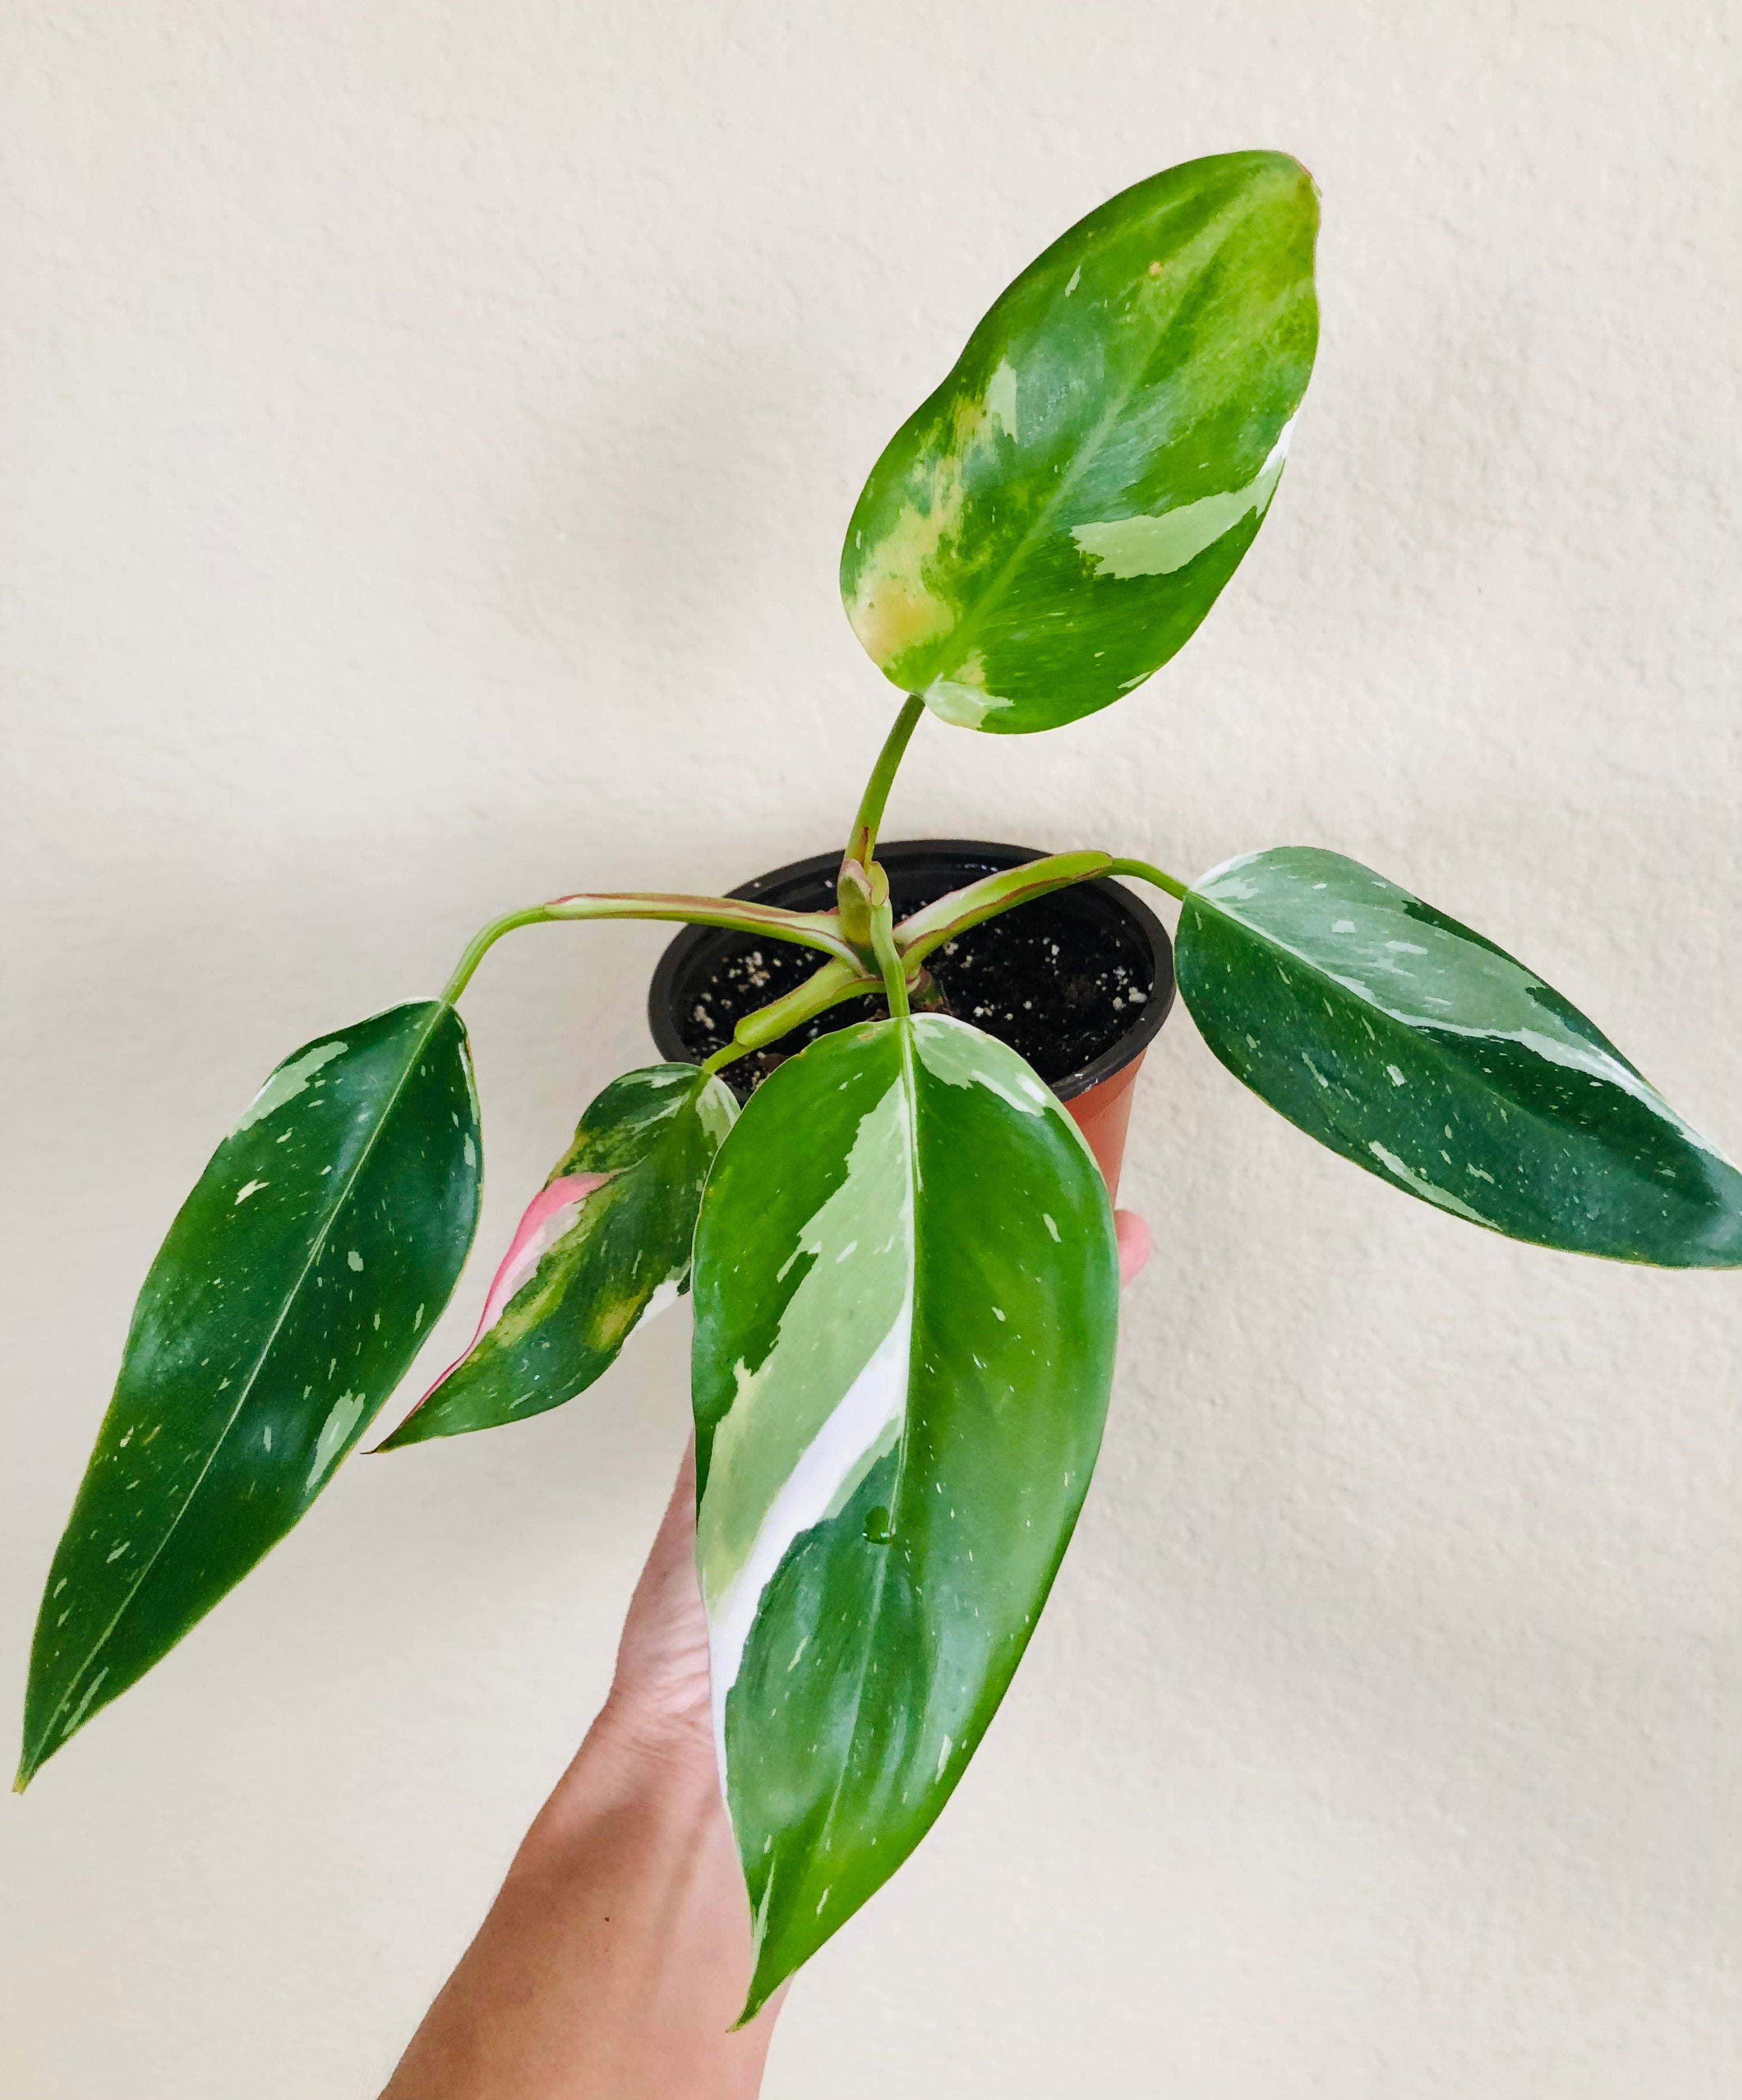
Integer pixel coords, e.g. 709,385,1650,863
647,836,1175,1102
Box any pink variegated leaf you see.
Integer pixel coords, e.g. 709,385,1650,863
380,1064,735,1445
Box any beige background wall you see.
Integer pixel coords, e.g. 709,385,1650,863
4,5,1739,2094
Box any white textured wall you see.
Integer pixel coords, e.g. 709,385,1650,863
4,6,1739,2094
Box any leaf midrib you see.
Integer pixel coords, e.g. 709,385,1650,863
24,1002,455,1773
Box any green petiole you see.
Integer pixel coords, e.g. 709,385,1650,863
838,694,926,950
440,891,860,1007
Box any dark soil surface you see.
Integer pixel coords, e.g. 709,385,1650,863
674,878,1156,1102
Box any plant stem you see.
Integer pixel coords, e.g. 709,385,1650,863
700,956,879,1074
440,907,557,1004
440,892,858,1007
870,885,910,1021
839,694,925,947
1101,857,1190,902
847,694,926,867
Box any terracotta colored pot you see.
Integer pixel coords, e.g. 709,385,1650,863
647,839,1174,1197
1061,1050,1147,1201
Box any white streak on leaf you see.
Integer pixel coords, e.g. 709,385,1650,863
60,1667,109,1739
1368,1141,1490,1225
707,1303,912,1782
1072,419,1294,580
986,358,1019,441
925,676,1013,729
912,1014,1045,1115
306,1389,367,1492
233,1041,346,1134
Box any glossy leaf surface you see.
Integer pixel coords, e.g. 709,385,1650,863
841,150,1318,734
691,1015,1118,2016
1177,848,1742,1264
19,1002,480,1784
383,1064,736,1445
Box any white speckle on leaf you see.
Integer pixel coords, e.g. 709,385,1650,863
234,1180,268,1205
1386,1064,1407,1086
347,1250,364,1272
1043,1214,1060,1241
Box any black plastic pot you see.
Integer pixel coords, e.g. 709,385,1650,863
647,839,1174,1195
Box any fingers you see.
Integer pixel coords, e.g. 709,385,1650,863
1114,1209,1151,1287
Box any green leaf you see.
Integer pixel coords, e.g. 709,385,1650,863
841,150,1318,735
691,1014,1118,2017
382,1064,737,1446
1177,847,1742,1266
18,1001,481,1785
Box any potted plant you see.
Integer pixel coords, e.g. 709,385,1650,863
18,149,1741,2026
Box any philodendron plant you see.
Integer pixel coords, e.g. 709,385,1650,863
22,151,1742,2019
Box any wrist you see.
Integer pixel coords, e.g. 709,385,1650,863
591,1681,717,1781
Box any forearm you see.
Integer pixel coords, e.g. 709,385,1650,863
382,1704,778,2099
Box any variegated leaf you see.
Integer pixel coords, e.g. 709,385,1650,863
19,1002,481,1786
382,1064,736,1446
691,1014,1118,2017
1177,847,1742,1264
841,150,1318,734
